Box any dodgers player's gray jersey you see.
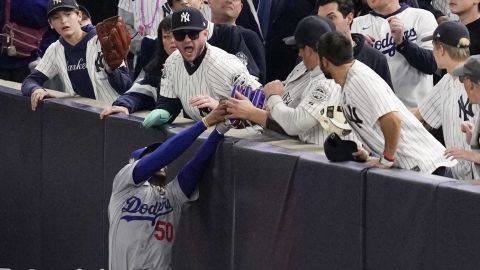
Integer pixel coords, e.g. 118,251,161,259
419,74,478,180
109,161,198,270
352,7,437,109
160,43,260,120
342,61,457,173
35,37,120,104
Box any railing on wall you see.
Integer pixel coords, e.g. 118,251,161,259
1,82,480,270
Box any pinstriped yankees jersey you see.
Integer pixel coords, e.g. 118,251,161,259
351,6,437,109
342,61,457,173
470,114,480,177
418,74,478,180
109,161,198,270
35,36,121,105
279,63,358,145
160,43,261,120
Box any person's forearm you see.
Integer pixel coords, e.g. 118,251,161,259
379,112,401,157
248,107,268,127
21,70,49,96
178,129,224,198
269,96,318,136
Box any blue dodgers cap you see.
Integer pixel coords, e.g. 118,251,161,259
421,21,470,48
171,7,208,32
283,15,335,48
130,142,162,161
47,0,79,17
452,55,480,83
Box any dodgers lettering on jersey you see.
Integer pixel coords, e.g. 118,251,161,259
418,74,478,180
372,28,418,57
341,60,457,173
160,43,260,120
352,6,437,109
121,195,174,225
109,162,198,270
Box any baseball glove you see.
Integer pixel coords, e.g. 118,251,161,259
96,16,131,70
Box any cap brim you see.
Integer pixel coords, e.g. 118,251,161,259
47,5,78,17
452,64,466,77
421,34,434,42
283,36,297,46
172,26,206,32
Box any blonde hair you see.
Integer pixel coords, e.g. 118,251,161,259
433,41,470,61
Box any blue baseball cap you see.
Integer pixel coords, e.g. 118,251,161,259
283,15,335,48
171,7,208,32
47,0,79,17
421,21,470,48
130,142,162,161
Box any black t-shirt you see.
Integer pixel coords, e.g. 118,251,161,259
352,33,394,91
467,18,480,56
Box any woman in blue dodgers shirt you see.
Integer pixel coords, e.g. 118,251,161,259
108,102,231,270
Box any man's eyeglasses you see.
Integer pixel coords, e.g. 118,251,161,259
173,30,201,41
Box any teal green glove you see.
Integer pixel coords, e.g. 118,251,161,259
142,109,171,128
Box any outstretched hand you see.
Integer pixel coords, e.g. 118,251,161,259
204,101,228,126
189,95,219,111
100,105,129,119
225,91,255,121
31,88,53,111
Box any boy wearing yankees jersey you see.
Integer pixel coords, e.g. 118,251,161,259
415,22,478,180
351,0,437,109
317,31,457,173
226,16,359,147
21,0,132,111
445,55,480,176
109,104,231,270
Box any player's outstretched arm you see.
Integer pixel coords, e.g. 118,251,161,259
177,119,231,198
133,103,228,184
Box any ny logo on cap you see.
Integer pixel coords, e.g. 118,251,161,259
53,0,62,4
180,12,190,23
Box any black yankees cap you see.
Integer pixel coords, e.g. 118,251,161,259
283,15,335,48
47,0,79,18
323,133,358,162
171,7,208,32
421,21,470,48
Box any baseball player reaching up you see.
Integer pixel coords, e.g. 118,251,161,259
101,7,260,127
109,103,231,270
21,0,132,111
415,22,478,180
316,31,457,174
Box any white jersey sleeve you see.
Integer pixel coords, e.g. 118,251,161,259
35,42,60,79
111,162,144,196
159,53,177,99
418,76,447,129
